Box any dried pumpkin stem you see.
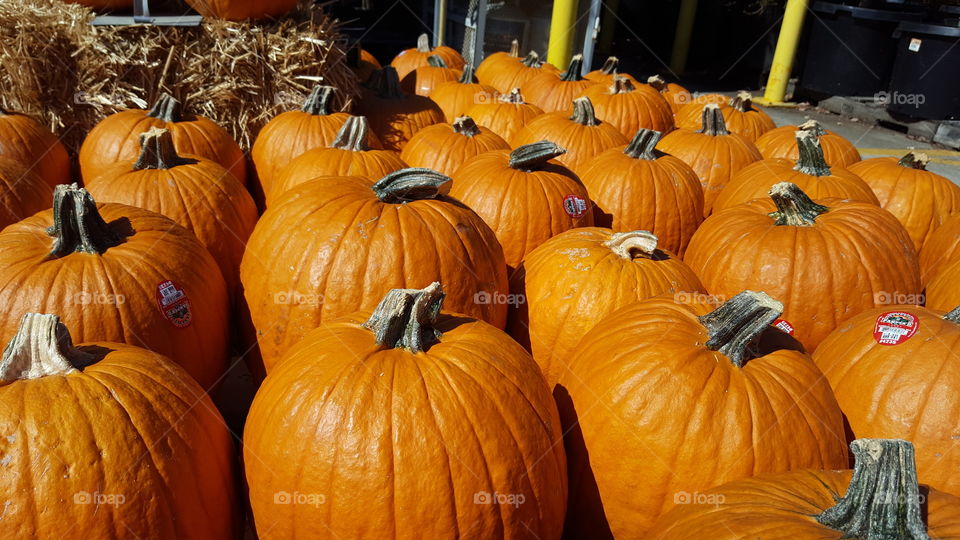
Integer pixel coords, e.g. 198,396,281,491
560,54,584,81
604,231,658,259
768,182,829,226
452,116,481,137
817,439,930,539
599,56,619,75
794,130,831,176
427,55,447,68
798,119,826,137
570,97,600,127
458,63,477,84
499,88,525,104
943,306,960,323
699,104,729,136
520,51,541,67
509,141,566,170
624,129,662,160
301,85,335,115
898,151,929,170
362,282,445,353
729,91,754,112
0,313,96,382
610,76,635,95
47,184,120,257
699,291,784,367
146,93,183,122
372,168,451,203
368,67,404,99
134,128,187,170
647,75,667,92
330,116,371,152
416,33,431,53
508,39,519,57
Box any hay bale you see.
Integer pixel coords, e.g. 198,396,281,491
0,0,359,152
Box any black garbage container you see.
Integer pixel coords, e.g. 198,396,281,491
887,21,960,120
798,2,924,97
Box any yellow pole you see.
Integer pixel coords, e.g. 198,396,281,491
670,0,698,74
758,0,808,105
548,0,580,70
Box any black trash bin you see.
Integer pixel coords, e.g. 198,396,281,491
798,2,924,97
887,21,960,120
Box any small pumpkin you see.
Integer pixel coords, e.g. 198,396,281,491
920,213,960,286
347,44,382,84
427,64,498,122
521,54,598,113
474,38,520,84
675,92,775,142
0,157,51,231
583,56,639,85
0,107,70,189
464,87,543,140
184,0,297,20
390,33,465,80
754,119,861,167
448,141,594,268
578,129,704,256
479,49,560,94
579,76,675,138
355,67,445,151
400,55,462,97
400,116,509,176
646,75,691,114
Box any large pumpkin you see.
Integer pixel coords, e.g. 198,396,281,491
428,64,498,122
400,55,462,97
521,54,598,113
712,129,879,213
509,228,705,385
464,87,545,141
754,119,861,167
355,67,445,151
848,151,960,251
390,33,465,80
578,76,674,138
646,75,691,114
244,283,567,539
0,313,239,539
479,50,559,94
474,39,520,84
400,116,509,176
0,157,51,231
584,56,639,85
676,91,774,142
656,104,762,217
647,439,960,539
926,258,960,312
240,169,508,369
448,141,593,268
184,0,297,20
685,182,921,351
559,291,848,537
0,185,229,389
0,107,70,189
920,213,960,285
79,93,245,186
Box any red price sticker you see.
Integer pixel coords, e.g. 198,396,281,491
156,280,193,329
873,311,918,346
772,318,795,336
563,194,588,219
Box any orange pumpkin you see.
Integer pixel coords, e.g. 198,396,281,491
712,129,879,213
348,46,382,84
448,141,593,268
920,213,960,285
0,156,51,231
389,33,465,80
578,129,704,256
399,55,462,97
754,119,861,167
479,50,560,94
400,116,509,176
427,64,498,122
184,0,297,20
511,96,628,174
240,169,508,369
848,151,960,251
583,56,639,85
244,284,567,539
474,38,520,84
579,76,675,138
646,75,691,114
926,258,960,312
647,438,960,539
79,93,246,187
464,87,544,141
509,228,705,385
0,185,229,389
0,107,70,189
521,54,598,113
656,104,762,217
0,313,239,539
675,92,775,142
355,67,445,151
559,291,848,537
685,182,921,351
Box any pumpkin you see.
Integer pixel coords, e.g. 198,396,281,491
0,313,239,539
926,258,960,312
675,92,775,142
521,54,598,113
348,45,382,84
559,291,849,537
712,129,879,213
509,228,705,385
448,141,593,268
578,129,703,256
848,151,960,251
479,49,560,94
0,184,229,389
184,0,297,19
754,119,861,167
389,33,465,80
0,157,51,231
0,108,70,190
685,182,921,351
428,64,498,122
920,213,960,285
399,116,509,176
510,97,628,174
464,87,544,141
355,67,445,151
270,116,406,204
474,38,520,84
647,438,960,539
578,76,675,138
813,305,960,495
400,55,462,97
84,128,257,298
251,85,359,199
244,283,567,539
240,169,508,369
584,56,639,85
656,104,762,217
646,75,691,114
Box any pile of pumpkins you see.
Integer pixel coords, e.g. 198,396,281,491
1,34,960,539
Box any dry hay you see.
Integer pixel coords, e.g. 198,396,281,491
0,0,359,153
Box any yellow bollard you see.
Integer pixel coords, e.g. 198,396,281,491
670,0,698,74
547,0,580,70
755,0,808,106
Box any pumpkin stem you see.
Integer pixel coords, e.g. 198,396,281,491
0,313,96,382
134,128,187,170
599,56,619,75
368,67,404,99
794,130,831,176
570,97,600,127
499,88,526,104
817,439,930,539
458,64,477,84
509,141,566,170
47,184,121,258
624,129,662,160
609,76,635,95
699,291,784,368
520,51,541,67
301,85,335,115
146,93,183,122
362,282,445,353
698,104,730,136
604,231,658,259
898,151,929,170
560,54,584,81
798,119,826,137
330,116,372,152
729,91,754,112
416,33,431,53
647,75,667,92
426,55,447,68
768,182,829,226
452,116,481,137
943,306,960,323
371,168,451,203
508,39,519,57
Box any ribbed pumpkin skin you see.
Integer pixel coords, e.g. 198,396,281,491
355,89,445,151
920,214,960,285
429,80,499,122
578,145,704,256
579,83,675,138
0,110,70,189
390,44,465,80
400,123,509,176
400,65,462,97
448,150,593,268
509,228,705,385
184,0,298,20
0,204,229,389
270,147,406,204
755,124,861,167
244,311,567,540
465,99,544,141
813,306,960,496
481,62,560,95
675,102,775,142
927,258,960,312
0,342,238,539
646,468,960,539
240,177,509,369
712,158,880,213
559,297,849,538
848,157,960,251
685,198,921,351
0,157,51,230
521,73,597,113
510,113,628,174
475,51,519,85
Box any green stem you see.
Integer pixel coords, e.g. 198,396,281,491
560,54,584,81
768,182,829,226
698,104,729,136
794,130,831,176
146,93,182,122
0,313,96,382
330,116,371,152
301,85,335,115
570,97,600,127
368,67,404,99
604,231,658,259
427,55,447,68
698,291,784,368
452,116,481,137
361,282,445,353
134,128,187,170
623,129,662,160
520,51,541,67
458,64,477,84
47,184,120,257
943,306,960,323
898,151,929,170
798,119,826,138
508,141,566,170
371,168,451,203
